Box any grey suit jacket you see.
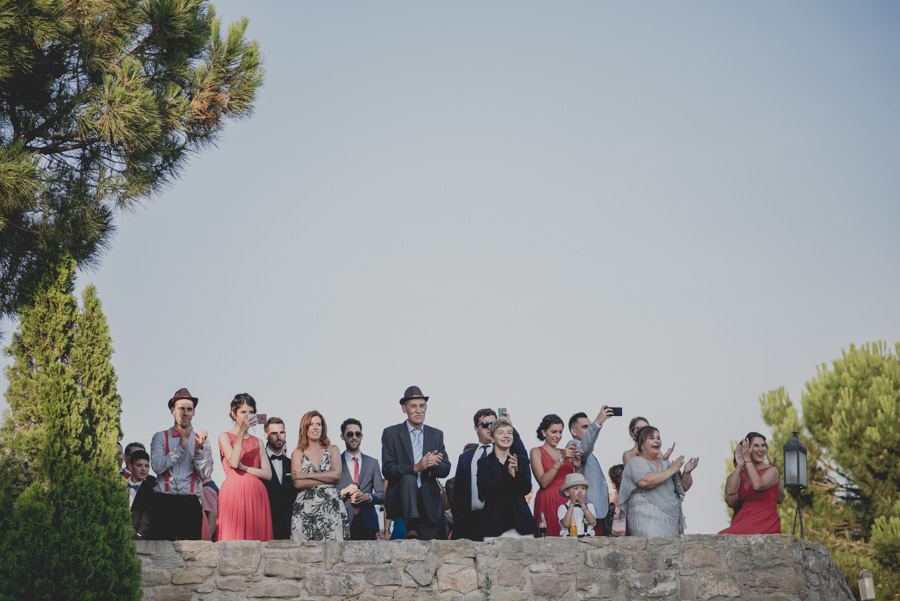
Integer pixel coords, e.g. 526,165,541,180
338,451,385,526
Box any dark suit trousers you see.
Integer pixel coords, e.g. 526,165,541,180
150,493,202,541
394,474,442,540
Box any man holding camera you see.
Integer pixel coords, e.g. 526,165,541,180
567,406,615,535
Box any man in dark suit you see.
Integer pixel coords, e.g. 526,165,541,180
262,417,296,540
381,385,451,540
338,418,385,540
127,450,157,540
451,409,528,540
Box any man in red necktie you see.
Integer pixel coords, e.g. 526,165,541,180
338,418,385,540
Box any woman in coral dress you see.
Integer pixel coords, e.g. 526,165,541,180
529,414,579,537
216,393,273,541
719,432,783,535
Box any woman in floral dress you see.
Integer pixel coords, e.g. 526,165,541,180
290,410,350,541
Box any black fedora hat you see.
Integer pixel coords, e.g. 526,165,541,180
399,385,429,405
168,387,199,410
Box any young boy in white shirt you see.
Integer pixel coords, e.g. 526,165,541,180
558,473,597,537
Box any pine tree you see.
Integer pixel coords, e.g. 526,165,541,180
0,251,140,601
0,0,265,323
753,343,900,601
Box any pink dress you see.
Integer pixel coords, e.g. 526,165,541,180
719,465,781,535
216,433,273,541
532,447,574,537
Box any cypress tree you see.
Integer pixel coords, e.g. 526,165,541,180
0,251,140,601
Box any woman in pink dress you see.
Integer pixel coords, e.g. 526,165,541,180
216,393,273,541
529,414,579,537
719,432,783,535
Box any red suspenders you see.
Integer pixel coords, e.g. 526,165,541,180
164,429,196,494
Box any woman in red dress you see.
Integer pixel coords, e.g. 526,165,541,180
719,432,783,535
529,414,579,537
216,393,273,541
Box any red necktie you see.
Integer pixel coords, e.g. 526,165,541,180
353,457,360,515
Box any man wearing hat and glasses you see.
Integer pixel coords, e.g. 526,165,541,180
150,387,214,540
381,386,451,540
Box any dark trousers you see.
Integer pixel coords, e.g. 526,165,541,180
150,493,203,541
452,509,484,541
392,474,442,540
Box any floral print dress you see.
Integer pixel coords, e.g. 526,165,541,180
290,449,350,541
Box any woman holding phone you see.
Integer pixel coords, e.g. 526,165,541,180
217,393,273,541
530,414,580,537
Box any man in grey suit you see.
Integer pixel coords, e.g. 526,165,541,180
381,385,451,540
338,418,385,540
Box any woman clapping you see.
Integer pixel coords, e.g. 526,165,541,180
618,426,698,537
719,432,782,535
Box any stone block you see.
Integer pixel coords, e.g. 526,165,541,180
576,571,622,598
136,540,175,556
696,570,742,599
631,540,683,571
391,539,431,561
493,593,531,601
404,561,437,586
245,581,305,598
343,541,394,564
437,563,479,594
366,565,403,586
537,537,580,558
174,540,216,562
155,587,192,601
171,567,214,584
740,568,805,596
291,544,326,563
195,583,214,593
585,548,629,571
628,572,679,600
370,585,400,597
304,570,365,597
142,567,173,587
498,561,525,587
264,558,306,579
680,575,696,600
432,539,477,559
613,535,649,551
216,576,249,591
683,544,723,569
531,573,572,598
528,563,556,573
218,540,261,575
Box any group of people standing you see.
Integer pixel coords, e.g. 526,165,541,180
121,386,783,543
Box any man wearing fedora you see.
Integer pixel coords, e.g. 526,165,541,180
381,386,451,540
149,387,214,540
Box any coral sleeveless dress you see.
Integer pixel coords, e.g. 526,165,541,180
719,465,781,535
216,433,273,541
532,447,574,537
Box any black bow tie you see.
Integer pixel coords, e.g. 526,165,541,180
270,454,285,461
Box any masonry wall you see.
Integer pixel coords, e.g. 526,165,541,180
137,534,854,601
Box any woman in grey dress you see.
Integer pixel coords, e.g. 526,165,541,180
618,426,699,537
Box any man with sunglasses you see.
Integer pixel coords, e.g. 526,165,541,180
451,409,526,540
339,418,385,540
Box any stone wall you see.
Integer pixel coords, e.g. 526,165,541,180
137,534,854,601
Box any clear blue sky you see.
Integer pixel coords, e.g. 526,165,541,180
3,1,900,534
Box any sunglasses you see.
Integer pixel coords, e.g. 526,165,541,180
344,432,362,438
478,421,495,429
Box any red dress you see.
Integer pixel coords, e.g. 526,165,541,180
719,465,781,535
217,433,273,541
533,447,574,537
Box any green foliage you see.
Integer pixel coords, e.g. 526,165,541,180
0,251,139,600
756,343,900,601
0,0,265,322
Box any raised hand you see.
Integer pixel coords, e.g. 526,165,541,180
508,453,518,477
662,442,675,460
669,455,686,473
740,438,752,462
734,442,745,467
195,429,208,447
684,457,700,474
178,426,193,448
596,405,614,425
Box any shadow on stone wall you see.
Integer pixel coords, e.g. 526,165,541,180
137,534,854,601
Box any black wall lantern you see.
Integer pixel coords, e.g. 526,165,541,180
783,431,808,538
